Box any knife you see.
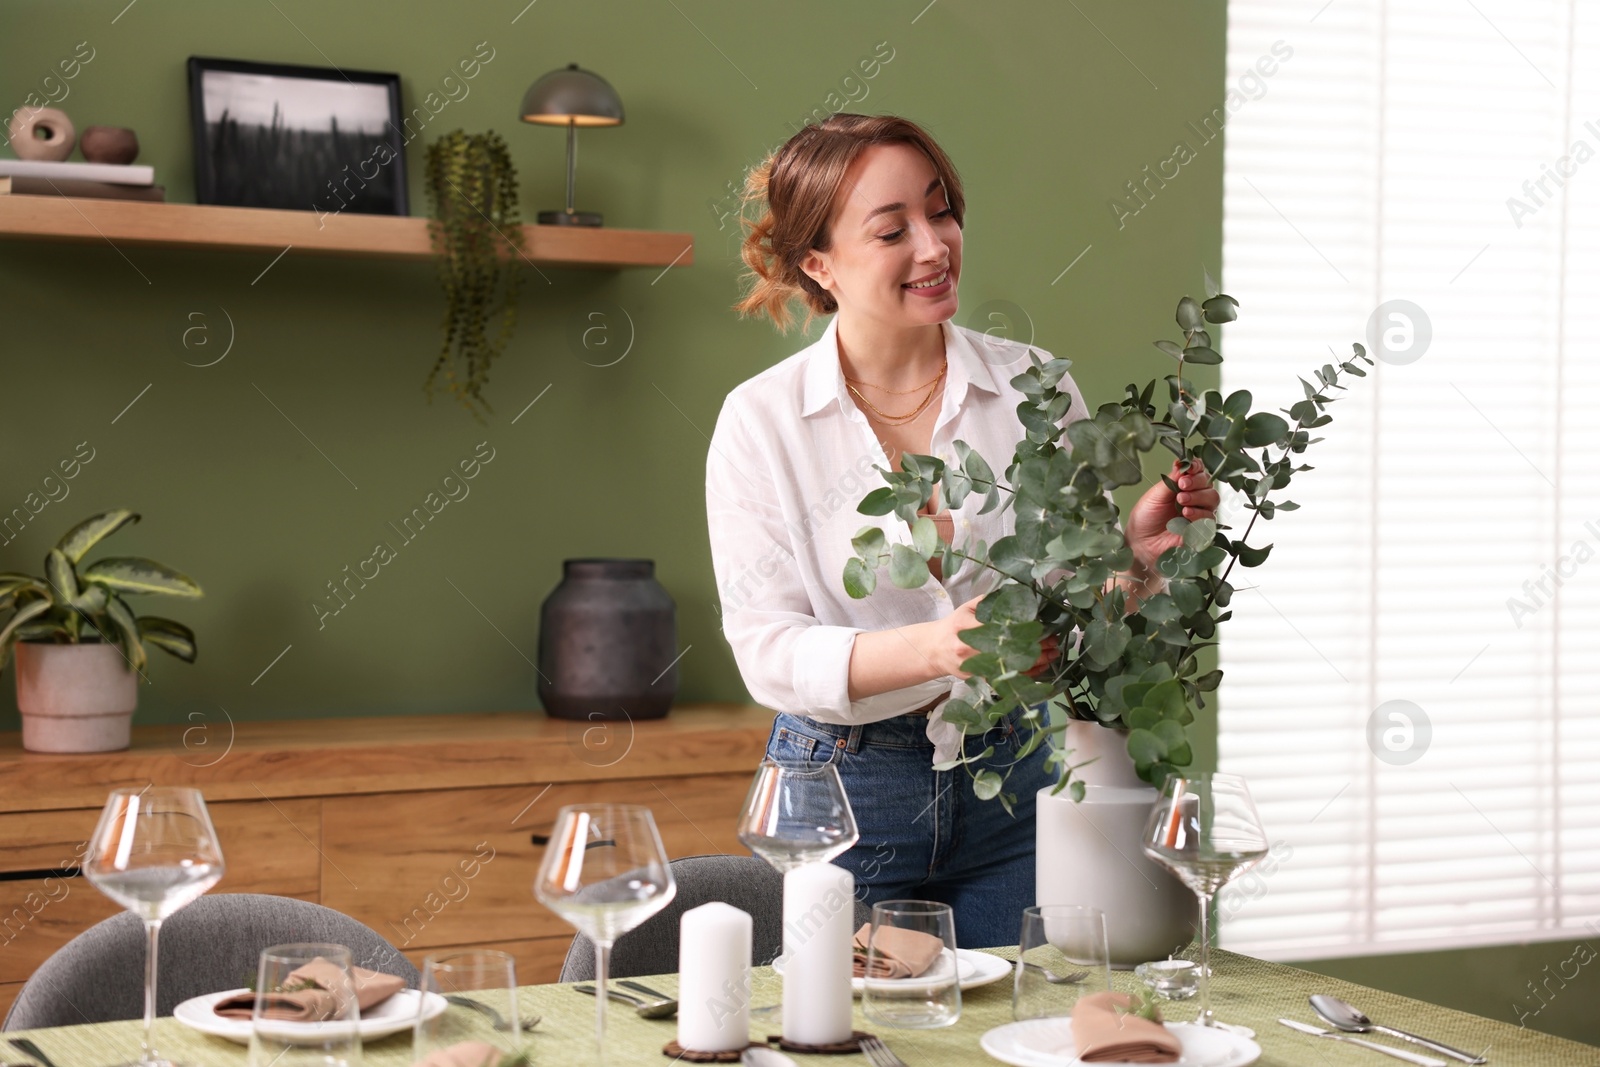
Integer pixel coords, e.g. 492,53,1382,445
1280,1019,1449,1067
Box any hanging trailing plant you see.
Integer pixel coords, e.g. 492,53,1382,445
424,129,525,420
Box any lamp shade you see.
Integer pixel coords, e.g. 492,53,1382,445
519,63,624,127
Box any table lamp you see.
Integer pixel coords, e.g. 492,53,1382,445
519,62,624,226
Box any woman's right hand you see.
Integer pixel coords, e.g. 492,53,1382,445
925,596,1061,681
924,595,984,679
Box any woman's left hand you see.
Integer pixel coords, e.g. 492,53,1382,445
1125,458,1221,570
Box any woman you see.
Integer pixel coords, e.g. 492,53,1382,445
705,114,1218,947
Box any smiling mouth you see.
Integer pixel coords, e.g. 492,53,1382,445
903,269,950,289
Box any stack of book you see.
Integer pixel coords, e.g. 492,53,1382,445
0,159,163,202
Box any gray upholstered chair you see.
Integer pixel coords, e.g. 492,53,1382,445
558,853,872,981
4,893,418,1031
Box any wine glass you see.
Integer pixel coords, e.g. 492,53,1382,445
1141,772,1268,1033
83,787,225,1067
736,761,859,871
534,804,675,1060
736,760,860,1019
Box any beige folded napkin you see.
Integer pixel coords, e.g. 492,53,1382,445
850,923,944,980
1070,991,1181,1063
412,1040,505,1067
214,958,406,1021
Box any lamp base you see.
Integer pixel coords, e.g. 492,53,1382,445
538,208,603,226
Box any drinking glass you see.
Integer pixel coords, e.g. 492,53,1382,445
736,760,859,871
249,943,361,1067
414,950,523,1061
1141,772,1268,1031
1013,905,1111,1021
83,787,225,1067
736,760,860,1019
861,900,960,1029
534,804,675,1060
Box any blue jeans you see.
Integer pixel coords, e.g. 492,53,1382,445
762,705,1055,948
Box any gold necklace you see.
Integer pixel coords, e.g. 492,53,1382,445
847,363,946,424
843,360,948,395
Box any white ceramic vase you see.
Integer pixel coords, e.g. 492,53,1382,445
15,643,138,753
1036,720,1195,967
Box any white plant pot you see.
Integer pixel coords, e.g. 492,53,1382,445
1036,720,1195,967
15,642,138,753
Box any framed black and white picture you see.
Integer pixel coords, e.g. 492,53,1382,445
187,57,408,216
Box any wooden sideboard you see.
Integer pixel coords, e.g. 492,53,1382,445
0,704,775,1019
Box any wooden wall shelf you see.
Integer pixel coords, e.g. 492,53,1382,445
0,196,693,270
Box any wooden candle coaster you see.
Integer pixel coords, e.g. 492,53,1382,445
661,1040,751,1062
764,1030,872,1054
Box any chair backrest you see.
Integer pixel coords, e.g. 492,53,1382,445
558,854,872,982
4,893,418,1031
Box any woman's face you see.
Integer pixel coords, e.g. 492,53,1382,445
800,142,962,329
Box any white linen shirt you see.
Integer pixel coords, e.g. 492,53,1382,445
705,312,1092,766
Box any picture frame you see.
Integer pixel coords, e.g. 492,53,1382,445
187,56,408,217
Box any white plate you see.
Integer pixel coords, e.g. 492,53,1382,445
173,988,447,1044
980,1018,1261,1067
772,947,1012,995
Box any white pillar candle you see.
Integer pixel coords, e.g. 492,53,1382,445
677,902,753,1052
781,861,854,1045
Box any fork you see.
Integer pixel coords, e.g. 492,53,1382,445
1021,961,1090,984
859,1034,909,1067
443,994,541,1031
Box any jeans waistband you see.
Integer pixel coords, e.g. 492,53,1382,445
775,702,1039,754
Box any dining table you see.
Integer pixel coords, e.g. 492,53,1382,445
5,947,1592,1066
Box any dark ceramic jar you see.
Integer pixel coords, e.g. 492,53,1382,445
537,558,677,721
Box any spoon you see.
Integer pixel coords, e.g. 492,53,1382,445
1310,995,1487,1064
573,982,678,1019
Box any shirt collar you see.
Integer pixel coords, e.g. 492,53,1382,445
800,314,1003,418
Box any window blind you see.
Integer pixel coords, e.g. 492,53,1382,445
1215,0,1600,958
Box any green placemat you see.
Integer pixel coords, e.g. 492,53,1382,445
8,949,1594,1066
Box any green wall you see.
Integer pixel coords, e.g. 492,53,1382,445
8,0,1576,1047
0,0,1226,735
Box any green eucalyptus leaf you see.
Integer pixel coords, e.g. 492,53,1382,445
843,556,876,598
1176,297,1205,331
888,543,930,588
1202,294,1239,323
1126,728,1165,766
973,769,1003,801
858,487,897,516
1244,412,1291,448
911,516,938,559
851,526,888,559
1236,543,1273,568
1182,346,1223,365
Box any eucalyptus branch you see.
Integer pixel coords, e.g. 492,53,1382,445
842,274,1373,803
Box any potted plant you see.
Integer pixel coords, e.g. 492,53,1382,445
0,509,202,753
843,276,1372,960
423,129,525,421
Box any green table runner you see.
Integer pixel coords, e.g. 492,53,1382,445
8,949,1594,1066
